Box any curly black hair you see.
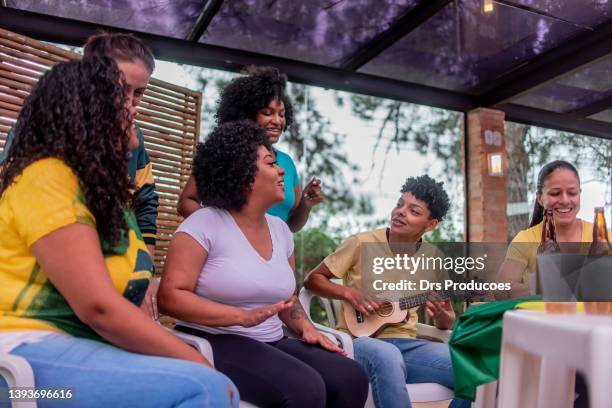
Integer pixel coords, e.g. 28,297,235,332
194,120,271,211
400,175,450,221
215,66,295,129
0,57,132,245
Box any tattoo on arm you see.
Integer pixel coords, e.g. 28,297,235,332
289,301,307,320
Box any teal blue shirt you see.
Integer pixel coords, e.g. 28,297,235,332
268,148,300,222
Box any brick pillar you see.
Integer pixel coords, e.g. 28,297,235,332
465,108,508,242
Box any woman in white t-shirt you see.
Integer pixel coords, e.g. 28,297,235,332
159,120,368,408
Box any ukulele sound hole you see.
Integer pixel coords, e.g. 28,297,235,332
377,301,394,317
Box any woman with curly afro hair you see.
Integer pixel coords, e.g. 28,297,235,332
178,66,323,232
0,57,237,407
160,120,369,408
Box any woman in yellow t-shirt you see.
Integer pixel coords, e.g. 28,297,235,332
500,160,593,299
0,58,236,407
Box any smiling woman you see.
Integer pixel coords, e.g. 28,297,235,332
0,57,237,408
159,120,368,408
177,66,324,232
499,160,595,297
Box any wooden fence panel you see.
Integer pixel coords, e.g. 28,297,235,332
0,28,200,273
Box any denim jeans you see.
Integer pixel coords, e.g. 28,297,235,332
354,336,470,408
0,336,239,408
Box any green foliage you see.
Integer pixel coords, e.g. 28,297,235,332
293,227,340,281
425,221,462,243
293,227,341,325
284,84,373,217
186,67,237,139
521,126,611,190
350,95,466,239
349,94,612,242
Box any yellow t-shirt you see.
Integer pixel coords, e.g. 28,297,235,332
324,228,445,339
505,219,593,284
0,158,153,340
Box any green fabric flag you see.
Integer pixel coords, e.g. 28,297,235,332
448,296,541,401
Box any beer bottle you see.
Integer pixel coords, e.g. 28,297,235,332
537,209,573,313
589,207,611,255
536,208,560,294
585,207,612,314
538,208,560,254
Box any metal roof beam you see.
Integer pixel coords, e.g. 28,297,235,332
186,0,224,42
566,94,612,117
340,0,452,71
2,8,611,139
502,104,612,140
0,7,476,112
478,19,612,107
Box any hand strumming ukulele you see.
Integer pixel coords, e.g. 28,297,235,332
344,289,482,337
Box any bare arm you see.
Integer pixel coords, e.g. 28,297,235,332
304,262,347,300
286,178,323,233
177,176,201,218
31,223,210,366
280,255,345,354
158,232,291,327
278,255,310,335
496,259,530,300
304,262,381,316
139,244,159,321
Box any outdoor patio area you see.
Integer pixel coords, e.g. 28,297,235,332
0,1,611,408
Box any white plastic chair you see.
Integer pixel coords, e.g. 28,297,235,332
0,330,255,408
0,333,211,408
298,283,455,406
0,353,37,408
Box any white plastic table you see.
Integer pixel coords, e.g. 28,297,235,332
498,310,612,408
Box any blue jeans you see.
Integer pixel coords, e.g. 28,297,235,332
354,337,470,408
0,336,239,408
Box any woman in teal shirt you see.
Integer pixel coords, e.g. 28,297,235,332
178,66,323,231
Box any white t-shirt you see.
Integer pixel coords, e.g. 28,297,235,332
175,208,296,342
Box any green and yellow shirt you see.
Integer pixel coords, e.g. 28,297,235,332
0,158,153,341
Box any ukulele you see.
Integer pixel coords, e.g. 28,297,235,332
343,289,482,337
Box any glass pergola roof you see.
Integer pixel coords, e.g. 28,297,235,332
360,0,586,93
1,0,611,139
201,0,420,67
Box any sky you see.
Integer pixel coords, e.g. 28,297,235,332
151,58,611,233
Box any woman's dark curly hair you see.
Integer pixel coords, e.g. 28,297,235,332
400,175,450,221
0,57,132,245
215,66,295,129
194,120,271,211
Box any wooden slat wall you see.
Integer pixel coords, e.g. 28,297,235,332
144,80,199,271
0,28,200,272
